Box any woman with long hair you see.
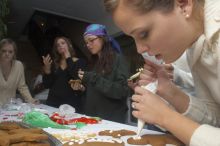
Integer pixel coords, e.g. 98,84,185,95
42,36,86,113
78,24,130,123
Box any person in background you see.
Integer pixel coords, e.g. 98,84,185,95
42,36,86,113
78,24,130,123
104,0,220,145
32,72,49,103
0,38,39,106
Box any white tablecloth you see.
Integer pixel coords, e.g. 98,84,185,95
0,104,165,146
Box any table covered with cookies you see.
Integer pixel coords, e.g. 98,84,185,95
0,104,183,146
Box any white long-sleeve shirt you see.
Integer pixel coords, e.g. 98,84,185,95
173,52,195,96
190,125,220,146
183,0,220,126
182,0,220,145
173,0,220,146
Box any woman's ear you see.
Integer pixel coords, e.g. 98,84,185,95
175,0,193,18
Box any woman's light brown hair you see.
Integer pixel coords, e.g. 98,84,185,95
104,0,204,14
0,38,17,60
53,36,76,68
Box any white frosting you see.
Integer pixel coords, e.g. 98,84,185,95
87,138,114,143
68,142,74,145
85,138,123,144
132,135,141,140
141,52,163,65
75,139,79,142
45,128,96,143
77,139,85,144
112,138,123,143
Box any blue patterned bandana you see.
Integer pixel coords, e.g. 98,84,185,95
84,24,121,53
84,24,107,36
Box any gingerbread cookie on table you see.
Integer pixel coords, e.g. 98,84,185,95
8,128,43,134
63,138,124,146
98,129,136,138
10,141,50,146
0,121,22,130
127,134,184,146
0,122,49,146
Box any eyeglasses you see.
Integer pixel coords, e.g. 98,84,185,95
84,37,99,45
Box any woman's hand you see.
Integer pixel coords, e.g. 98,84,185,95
63,48,71,59
132,86,199,145
163,64,174,81
138,60,190,113
69,79,85,91
132,86,172,127
42,54,52,74
70,81,85,91
138,60,173,97
30,99,40,105
127,79,138,90
78,70,84,80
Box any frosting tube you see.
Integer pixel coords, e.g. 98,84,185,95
136,52,162,136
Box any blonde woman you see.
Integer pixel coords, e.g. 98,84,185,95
104,0,220,145
0,38,38,106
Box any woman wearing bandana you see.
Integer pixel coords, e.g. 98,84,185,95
78,24,130,123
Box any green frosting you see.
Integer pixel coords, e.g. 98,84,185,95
75,122,87,129
22,111,69,129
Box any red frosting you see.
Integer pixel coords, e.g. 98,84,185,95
50,113,99,125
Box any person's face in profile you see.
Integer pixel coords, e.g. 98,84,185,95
84,35,104,55
0,44,15,62
112,2,195,63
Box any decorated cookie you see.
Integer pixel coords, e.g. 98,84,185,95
63,138,124,146
98,129,136,138
127,134,184,146
51,131,96,143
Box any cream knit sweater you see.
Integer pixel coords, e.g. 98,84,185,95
0,60,34,106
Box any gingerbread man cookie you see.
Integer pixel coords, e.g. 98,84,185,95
98,129,136,138
63,138,124,146
127,134,184,146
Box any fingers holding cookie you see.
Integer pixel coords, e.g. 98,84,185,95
69,79,85,91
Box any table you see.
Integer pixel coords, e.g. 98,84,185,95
0,104,165,146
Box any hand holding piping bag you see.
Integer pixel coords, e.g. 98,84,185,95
136,52,163,137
